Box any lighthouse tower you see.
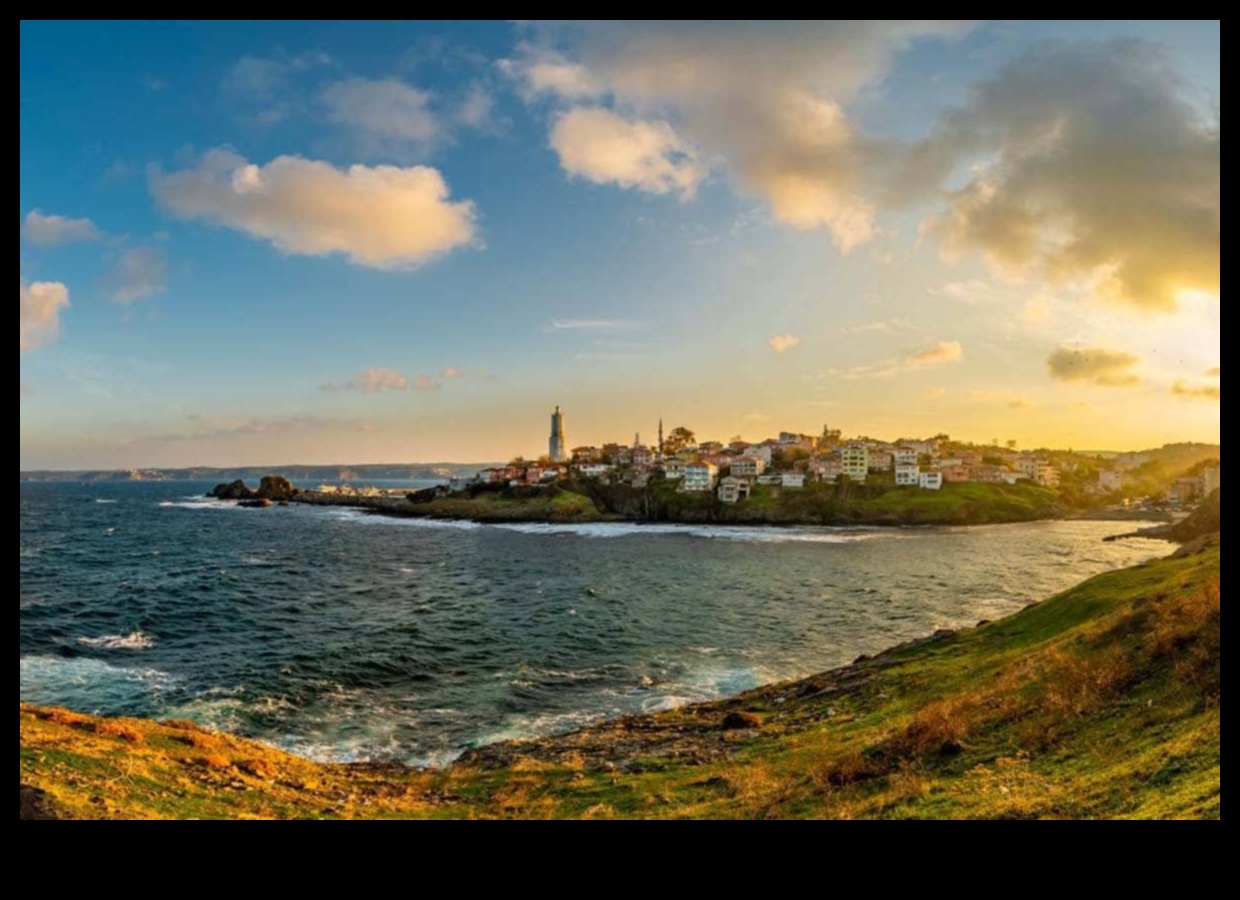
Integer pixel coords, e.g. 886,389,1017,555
549,406,567,462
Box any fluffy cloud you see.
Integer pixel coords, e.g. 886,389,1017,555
20,279,70,352
321,367,443,393
152,149,477,269
768,333,801,354
22,210,101,245
1171,379,1220,401
924,40,1220,310
505,22,966,250
550,108,705,198
1045,346,1141,387
103,246,167,303
322,77,439,153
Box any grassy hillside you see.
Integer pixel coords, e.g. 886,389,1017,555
20,539,1219,819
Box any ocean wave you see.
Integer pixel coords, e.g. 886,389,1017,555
19,655,175,710
489,521,885,543
94,498,118,504
158,497,243,510
77,631,155,650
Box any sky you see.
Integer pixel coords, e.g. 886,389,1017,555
20,20,1220,468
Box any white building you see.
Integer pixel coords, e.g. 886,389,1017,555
895,463,920,486
893,448,918,467
577,463,612,478
683,462,719,492
749,445,774,465
717,475,749,504
731,456,766,478
919,471,944,491
780,473,805,489
842,443,869,482
661,459,686,480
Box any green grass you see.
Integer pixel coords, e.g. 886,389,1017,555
21,541,1219,818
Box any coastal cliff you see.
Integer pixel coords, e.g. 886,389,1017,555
20,534,1220,819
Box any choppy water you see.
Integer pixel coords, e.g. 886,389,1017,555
19,481,1164,766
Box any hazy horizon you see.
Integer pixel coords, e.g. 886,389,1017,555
21,21,1220,469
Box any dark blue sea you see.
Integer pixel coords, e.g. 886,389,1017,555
19,481,1165,766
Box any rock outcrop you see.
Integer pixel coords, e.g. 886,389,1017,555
209,475,297,502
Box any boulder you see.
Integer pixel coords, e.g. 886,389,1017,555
210,479,254,500
720,711,762,731
255,475,295,501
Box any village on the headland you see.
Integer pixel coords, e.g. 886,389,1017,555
312,405,1219,514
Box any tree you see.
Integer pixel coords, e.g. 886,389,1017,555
664,426,696,455
1006,439,1018,450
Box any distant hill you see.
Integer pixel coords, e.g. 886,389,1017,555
18,463,503,484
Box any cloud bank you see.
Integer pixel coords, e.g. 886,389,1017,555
321,367,447,393
152,149,478,269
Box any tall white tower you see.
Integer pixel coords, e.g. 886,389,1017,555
549,405,567,462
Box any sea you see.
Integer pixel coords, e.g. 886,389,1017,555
19,480,1166,767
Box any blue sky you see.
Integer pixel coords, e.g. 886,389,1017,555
20,21,1220,467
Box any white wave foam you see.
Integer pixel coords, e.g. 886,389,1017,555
19,655,175,710
158,497,242,510
94,498,118,504
490,521,883,543
77,631,155,650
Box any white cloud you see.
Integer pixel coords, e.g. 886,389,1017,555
907,340,963,366
103,246,167,303
222,51,331,123
321,77,439,153
321,367,443,393
509,22,967,249
22,210,102,245
152,149,478,270
923,40,1220,311
838,318,914,335
827,339,964,380
498,46,606,100
455,84,495,130
1046,346,1141,387
768,333,802,354
20,279,70,352
550,108,705,198
440,366,464,379
547,318,640,331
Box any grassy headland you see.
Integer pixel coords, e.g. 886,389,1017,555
20,533,1219,819
290,478,1067,528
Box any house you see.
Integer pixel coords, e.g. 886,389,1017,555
902,439,939,456
780,473,805,489
895,463,920,486
731,456,766,478
683,462,719,492
893,448,918,467
756,473,783,485
919,471,944,490
1099,470,1125,491
748,445,774,465
698,441,724,455
632,446,654,467
1035,462,1060,488
577,463,612,478
717,475,750,504
867,450,893,471
1014,456,1041,480
1115,452,1150,470
812,458,843,483
842,442,869,482
941,464,972,483
970,465,1008,484
661,459,686,479
571,446,602,463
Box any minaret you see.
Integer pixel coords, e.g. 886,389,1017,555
658,418,664,462
549,405,567,462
